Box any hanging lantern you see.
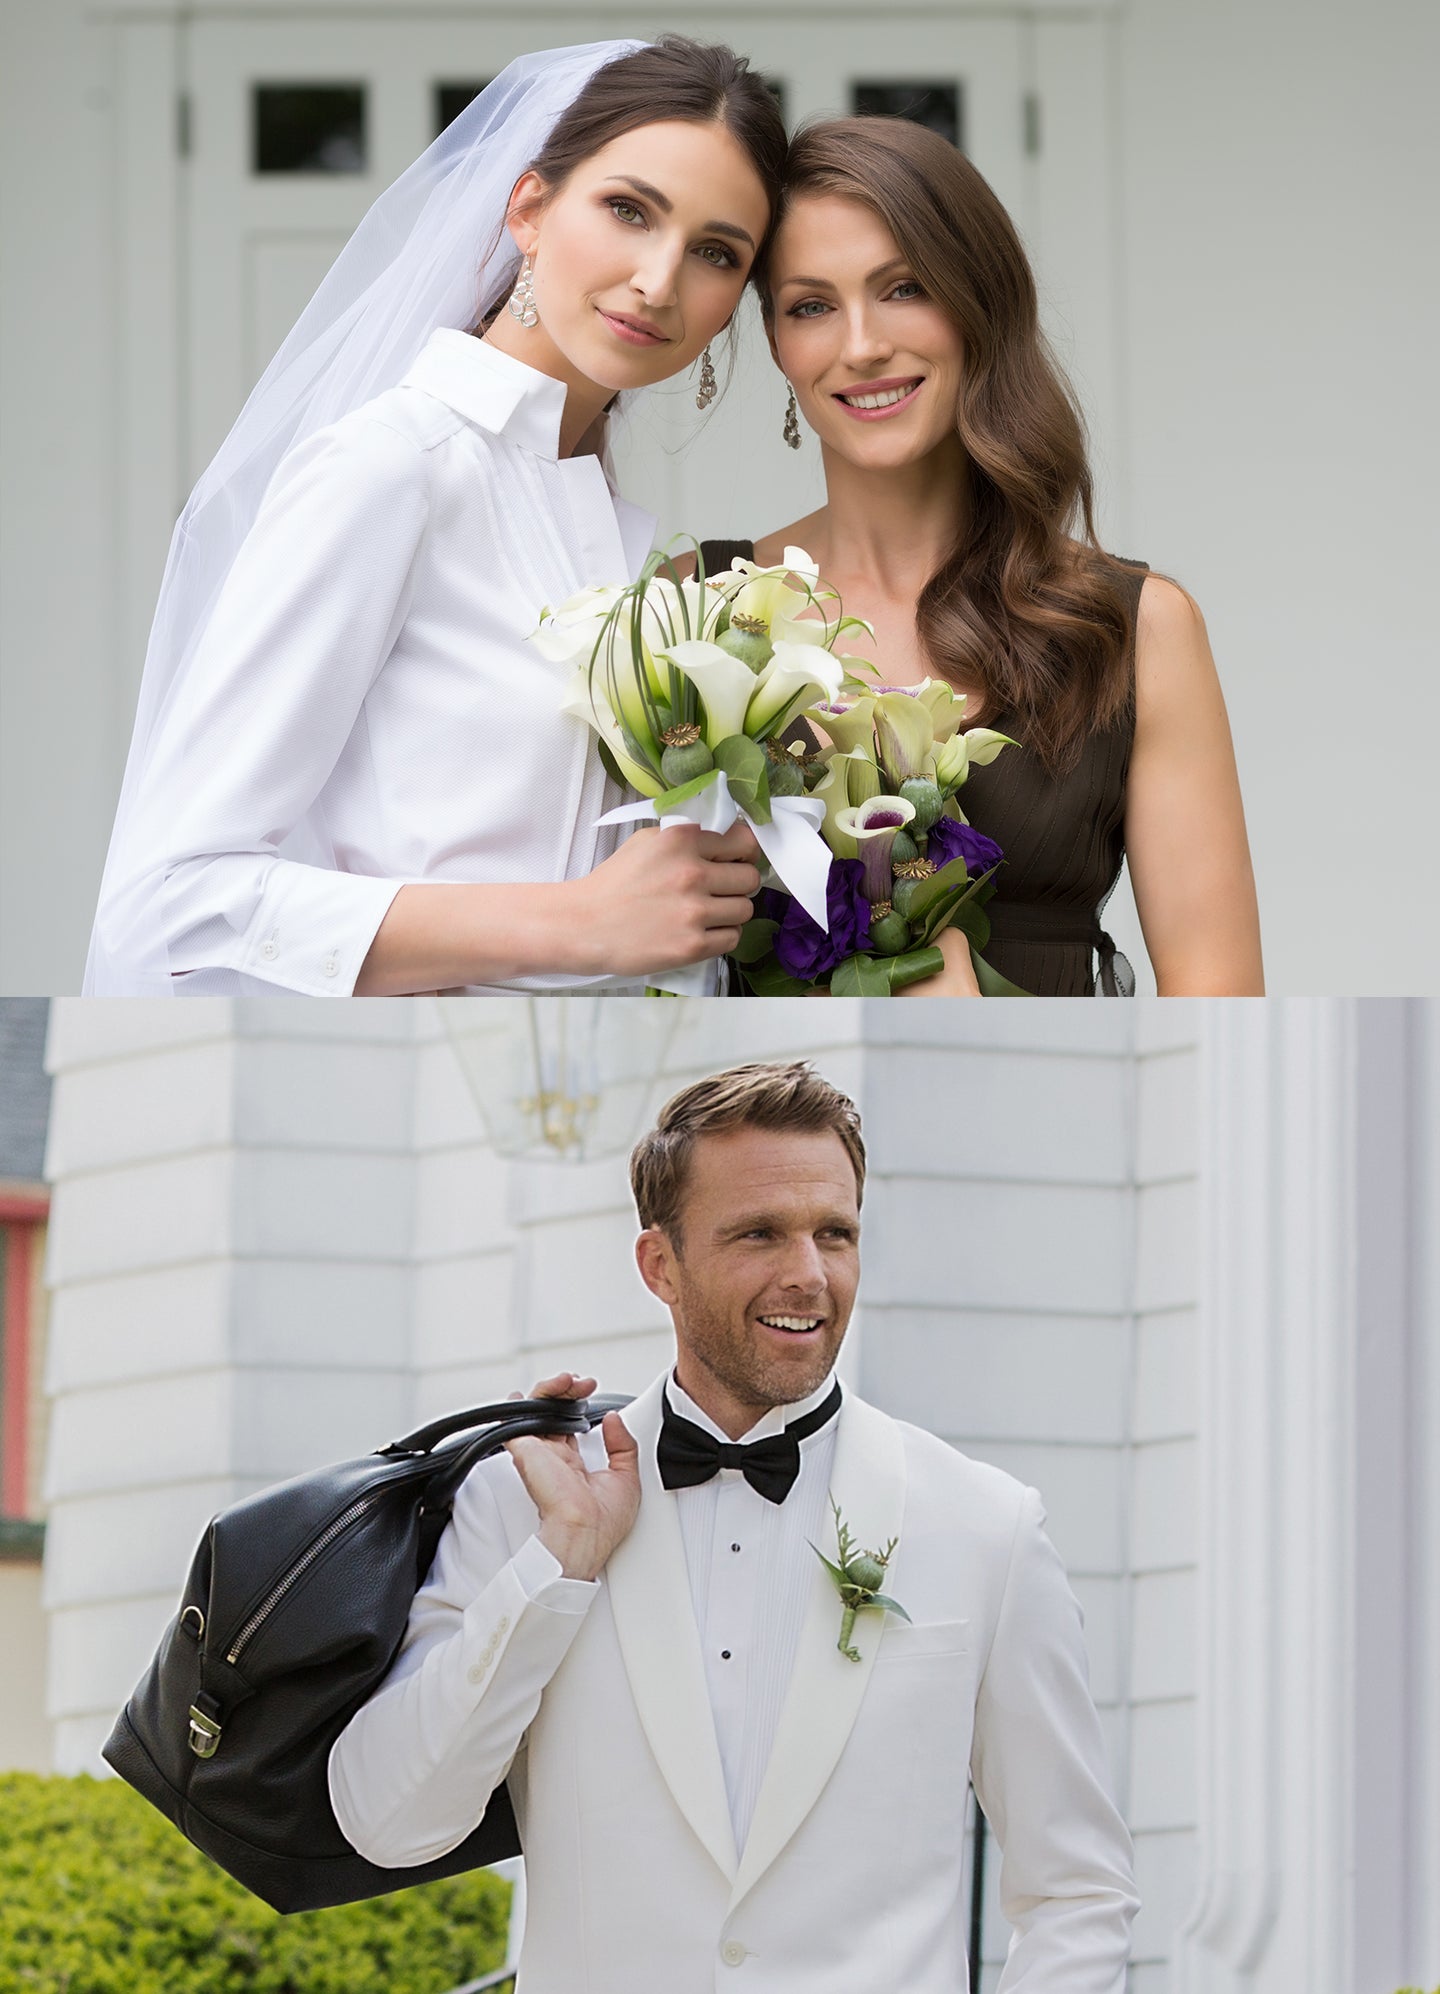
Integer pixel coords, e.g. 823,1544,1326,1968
436,998,684,1164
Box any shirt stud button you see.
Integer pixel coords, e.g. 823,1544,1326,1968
731,1543,741,1553
720,1649,732,1660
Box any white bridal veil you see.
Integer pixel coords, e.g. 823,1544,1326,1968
85,39,647,995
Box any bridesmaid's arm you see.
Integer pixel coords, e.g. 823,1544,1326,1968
1123,577,1264,995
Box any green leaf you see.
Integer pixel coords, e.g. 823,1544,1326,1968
882,946,946,991
869,1594,913,1622
809,1543,849,1586
905,855,972,922
830,952,890,996
653,766,722,814
739,957,814,997
596,738,627,789
970,948,1032,997
917,893,993,951
734,917,780,965
713,733,772,825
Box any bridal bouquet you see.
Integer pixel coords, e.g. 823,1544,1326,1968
532,545,869,989
735,676,1023,995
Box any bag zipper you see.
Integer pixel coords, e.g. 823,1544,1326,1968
225,1488,386,1665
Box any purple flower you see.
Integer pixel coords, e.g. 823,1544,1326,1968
770,859,872,982
926,816,1004,876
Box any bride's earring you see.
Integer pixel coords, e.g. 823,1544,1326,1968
507,253,539,328
695,343,718,410
783,382,802,450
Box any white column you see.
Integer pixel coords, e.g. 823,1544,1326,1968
41,999,420,1773
1178,998,1436,1994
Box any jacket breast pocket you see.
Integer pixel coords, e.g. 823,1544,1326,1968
877,1616,970,1660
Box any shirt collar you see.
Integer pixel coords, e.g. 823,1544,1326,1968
403,327,570,460
664,1365,843,1446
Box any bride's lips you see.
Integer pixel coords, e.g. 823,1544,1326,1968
832,376,924,421
598,307,669,347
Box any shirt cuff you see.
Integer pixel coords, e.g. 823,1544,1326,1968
511,1532,600,1613
237,861,404,995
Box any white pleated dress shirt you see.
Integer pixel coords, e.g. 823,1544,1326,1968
663,1368,841,1852
144,328,657,995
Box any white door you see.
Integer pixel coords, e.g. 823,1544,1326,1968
183,13,1046,548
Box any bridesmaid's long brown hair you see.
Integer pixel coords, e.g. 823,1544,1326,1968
763,118,1137,772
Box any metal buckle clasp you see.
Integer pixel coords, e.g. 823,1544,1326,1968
188,1704,222,1759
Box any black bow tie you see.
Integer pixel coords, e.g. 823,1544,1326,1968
657,1381,843,1504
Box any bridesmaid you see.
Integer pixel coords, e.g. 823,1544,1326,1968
709,116,1263,996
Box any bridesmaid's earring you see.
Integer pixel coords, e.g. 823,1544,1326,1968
783,382,802,450
507,254,539,328
695,344,718,410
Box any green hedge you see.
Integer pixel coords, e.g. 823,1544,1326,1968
0,1773,510,1994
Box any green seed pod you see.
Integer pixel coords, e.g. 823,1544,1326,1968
716,624,774,673
661,740,714,786
846,1553,887,1592
899,778,944,831
891,874,926,919
868,911,911,957
766,756,805,797
889,828,920,866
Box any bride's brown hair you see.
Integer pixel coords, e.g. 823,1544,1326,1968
762,118,1137,772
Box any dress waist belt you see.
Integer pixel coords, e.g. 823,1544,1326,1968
983,904,1134,997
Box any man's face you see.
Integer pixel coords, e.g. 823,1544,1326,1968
636,1125,861,1434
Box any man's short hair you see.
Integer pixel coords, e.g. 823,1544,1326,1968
630,1060,866,1244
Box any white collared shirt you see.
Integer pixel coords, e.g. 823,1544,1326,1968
143,329,657,994
663,1367,841,1853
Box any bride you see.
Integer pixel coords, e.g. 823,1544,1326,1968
710,115,1264,997
85,38,779,996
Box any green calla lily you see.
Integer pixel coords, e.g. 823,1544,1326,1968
961,727,1018,767
873,691,936,787
933,732,970,790
807,696,876,758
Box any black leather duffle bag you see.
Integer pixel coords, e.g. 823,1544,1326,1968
103,1392,629,1914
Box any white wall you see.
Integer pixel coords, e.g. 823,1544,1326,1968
3,0,1438,995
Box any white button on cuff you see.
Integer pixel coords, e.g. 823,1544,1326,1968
322,954,339,977
467,1656,492,1684
260,942,278,960
721,1940,746,1967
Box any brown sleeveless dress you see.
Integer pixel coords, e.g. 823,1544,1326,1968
700,541,1148,996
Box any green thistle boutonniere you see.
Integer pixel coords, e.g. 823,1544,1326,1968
810,1495,911,1662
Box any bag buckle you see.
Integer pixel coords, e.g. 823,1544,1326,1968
188,1704,222,1759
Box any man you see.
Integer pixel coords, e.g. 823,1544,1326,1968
330,1061,1138,1991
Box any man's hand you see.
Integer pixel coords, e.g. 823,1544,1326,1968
503,1372,641,1581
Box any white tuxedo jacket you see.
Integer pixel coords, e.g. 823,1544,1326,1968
330,1374,1138,1993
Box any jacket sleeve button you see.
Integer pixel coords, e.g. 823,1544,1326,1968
721,1940,747,1966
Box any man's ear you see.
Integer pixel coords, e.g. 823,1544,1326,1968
635,1226,681,1307
505,170,546,256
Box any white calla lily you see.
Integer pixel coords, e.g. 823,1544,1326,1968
833,794,919,904
559,670,664,795
745,640,846,739
660,641,759,747
961,727,1016,767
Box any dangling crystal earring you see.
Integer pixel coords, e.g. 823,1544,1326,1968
695,343,718,410
507,254,539,328
783,382,802,450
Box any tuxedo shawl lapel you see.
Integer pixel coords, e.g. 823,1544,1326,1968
729,1390,907,1909
607,1375,739,1882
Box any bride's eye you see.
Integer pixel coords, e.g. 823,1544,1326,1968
606,196,646,226
890,279,925,300
787,299,829,319
697,241,742,270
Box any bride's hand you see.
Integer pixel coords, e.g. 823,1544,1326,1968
895,925,982,997
568,821,761,976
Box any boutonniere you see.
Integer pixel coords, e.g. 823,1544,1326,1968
810,1495,911,1662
